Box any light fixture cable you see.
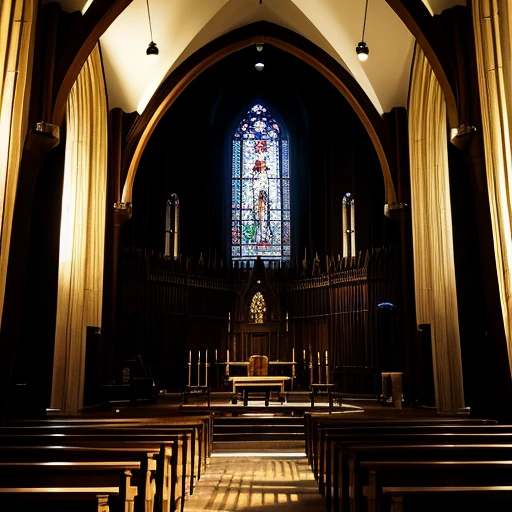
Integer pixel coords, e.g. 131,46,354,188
146,0,159,57
361,0,368,43
146,0,154,43
356,0,369,62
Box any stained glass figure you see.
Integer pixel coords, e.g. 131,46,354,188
232,104,290,262
250,292,266,324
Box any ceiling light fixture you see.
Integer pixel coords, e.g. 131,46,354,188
145,0,159,58
255,62,264,71
356,0,369,62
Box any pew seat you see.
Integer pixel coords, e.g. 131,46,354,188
361,460,512,512
382,485,512,512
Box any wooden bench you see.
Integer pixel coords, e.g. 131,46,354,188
12,412,214,456
303,415,498,479
0,488,119,512
302,417,510,511
322,424,512,508
0,445,169,512
362,460,512,512
0,412,215,512
307,419,506,497
303,412,496,465
382,485,512,512
343,443,512,512
0,461,139,512
1,421,206,497
0,432,187,512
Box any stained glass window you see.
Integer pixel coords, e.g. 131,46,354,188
232,104,290,263
250,292,266,324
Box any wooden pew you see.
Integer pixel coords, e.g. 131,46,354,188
308,419,508,500
0,489,119,512
0,423,202,498
0,433,186,512
382,485,512,512
0,462,138,512
321,424,512,509
303,415,498,484
362,460,512,512
342,443,512,512
0,445,164,512
11,412,214,474
304,420,512,512
303,411,496,466
0,412,215,512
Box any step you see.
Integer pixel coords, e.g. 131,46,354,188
214,431,304,442
213,439,306,453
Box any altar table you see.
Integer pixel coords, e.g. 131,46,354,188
228,376,291,406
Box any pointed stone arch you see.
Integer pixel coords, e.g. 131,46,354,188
120,21,399,208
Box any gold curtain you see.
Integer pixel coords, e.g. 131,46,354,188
51,44,108,413
0,0,36,326
472,0,512,370
408,43,465,414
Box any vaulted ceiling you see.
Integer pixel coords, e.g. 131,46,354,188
45,0,466,116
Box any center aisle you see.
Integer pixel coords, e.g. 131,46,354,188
184,453,325,512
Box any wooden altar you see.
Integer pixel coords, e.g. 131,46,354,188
228,376,291,405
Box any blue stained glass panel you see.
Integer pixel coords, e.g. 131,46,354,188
232,140,241,178
282,180,290,210
283,221,290,243
281,139,289,178
232,182,240,209
232,221,241,244
232,104,290,262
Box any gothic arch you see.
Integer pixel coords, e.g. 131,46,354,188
121,21,399,207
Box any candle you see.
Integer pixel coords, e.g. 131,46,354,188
342,196,348,258
350,198,356,257
174,197,179,260
227,349,230,362
189,351,191,363
206,349,208,362
292,347,295,363
215,349,218,363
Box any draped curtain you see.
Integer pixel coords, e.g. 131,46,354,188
472,0,512,370
51,44,108,413
408,43,464,414
0,0,36,326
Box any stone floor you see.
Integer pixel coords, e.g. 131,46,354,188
184,453,326,512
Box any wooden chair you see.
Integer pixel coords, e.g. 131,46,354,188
248,355,269,376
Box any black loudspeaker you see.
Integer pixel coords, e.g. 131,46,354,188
415,323,436,407
84,326,103,407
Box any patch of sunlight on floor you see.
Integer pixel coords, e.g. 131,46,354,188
184,456,326,511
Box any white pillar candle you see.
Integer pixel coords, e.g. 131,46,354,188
174,197,179,260
350,198,356,257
